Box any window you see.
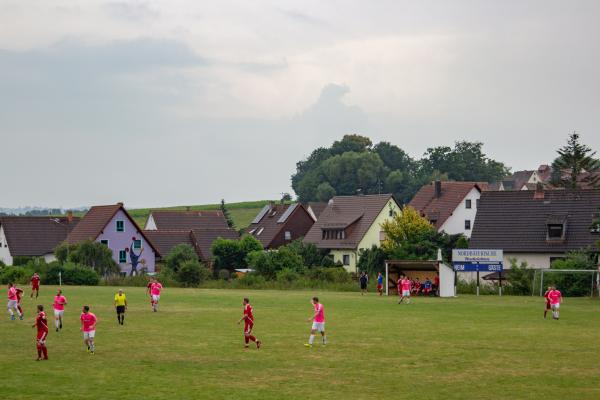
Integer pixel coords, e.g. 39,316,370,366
256,227,264,236
465,199,472,209
464,220,471,230
100,239,109,246
133,239,142,249
379,231,387,242
119,250,127,263
284,231,292,240
547,224,564,239
343,254,350,266
322,229,346,240
116,220,124,232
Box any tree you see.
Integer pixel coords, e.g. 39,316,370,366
176,260,211,287
357,245,388,275
164,244,199,274
549,250,597,297
54,242,77,264
330,134,373,155
320,151,388,196
67,240,119,276
220,199,235,229
211,236,262,271
286,240,325,267
247,247,304,279
551,132,600,189
381,206,434,249
280,193,292,203
316,182,336,202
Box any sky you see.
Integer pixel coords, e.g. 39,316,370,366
1,0,599,209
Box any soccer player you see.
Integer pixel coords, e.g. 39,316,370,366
412,278,422,296
15,286,25,318
543,286,552,319
376,272,384,296
7,283,22,320
423,278,432,296
237,298,261,349
359,271,369,295
30,272,41,298
149,278,163,312
434,275,440,296
114,289,127,325
32,305,49,361
53,289,67,332
548,286,563,320
146,277,154,308
305,297,326,348
399,276,411,304
80,305,97,354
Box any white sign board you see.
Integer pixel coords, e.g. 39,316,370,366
452,249,503,263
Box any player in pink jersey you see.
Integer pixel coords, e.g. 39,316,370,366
398,275,412,304
80,305,97,354
305,297,327,348
548,286,563,320
7,283,22,320
53,289,68,332
149,279,163,312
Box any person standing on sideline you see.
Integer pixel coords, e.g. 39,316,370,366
399,276,411,304
53,289,67,332
7,283,22,320
30,272,41,299
543,286,552,319
80,306,97,354
548,286,563,320
32,305,49,361
359,272,369,295
237,298,261,349
114,289,127,325
376,272,384,296
305,297,326,348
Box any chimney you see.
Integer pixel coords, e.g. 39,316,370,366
533,182,545,200
434,181,442,198
67,210,73,223
117,202,124,206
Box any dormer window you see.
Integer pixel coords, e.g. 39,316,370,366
322,229,346,240
547,224,564,239
546,214,567,241
465,199,472,209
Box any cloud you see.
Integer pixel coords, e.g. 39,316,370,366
104,1,159,21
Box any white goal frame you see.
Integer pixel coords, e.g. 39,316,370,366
532,269,599,297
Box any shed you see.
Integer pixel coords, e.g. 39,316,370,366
384,260,455,297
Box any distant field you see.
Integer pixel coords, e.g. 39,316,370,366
3,286,600,399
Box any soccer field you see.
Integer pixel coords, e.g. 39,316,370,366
1,286,599,400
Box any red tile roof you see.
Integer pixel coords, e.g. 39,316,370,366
191,228,240,260
142,230,195,259
304,194,397,249
409,182,484,229
0,216,80,256
247,203,313,248
148,210,229,230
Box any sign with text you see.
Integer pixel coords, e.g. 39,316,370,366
452,263,503,272
452,249,503,272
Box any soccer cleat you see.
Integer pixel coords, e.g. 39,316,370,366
87,346,90,353
256,340,262,349
304,343,312,348
10,315,15,321
19,315,24,320
56,328,59,332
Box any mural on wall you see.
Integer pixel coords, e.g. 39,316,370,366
126,236,145,276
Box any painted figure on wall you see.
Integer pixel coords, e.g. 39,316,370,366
127,237,144,276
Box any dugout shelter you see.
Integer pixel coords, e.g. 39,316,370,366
384,260,455,297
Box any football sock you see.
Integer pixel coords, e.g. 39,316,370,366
55,319,59,329
309,334,315,345
17,306,23,315
322,335,327,344
248,335,256,342
42,346,48,359
8,308,14,316
37,344,42,358
245,336,250,344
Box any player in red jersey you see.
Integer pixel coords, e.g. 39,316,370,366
32,305,49,361
548,286,563,320
543,286,552,319
237,298,261,349
15,286,25,318
80,306,97,354
30,272,41,298
411,278,422,296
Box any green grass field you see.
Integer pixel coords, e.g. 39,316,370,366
2,286,600,399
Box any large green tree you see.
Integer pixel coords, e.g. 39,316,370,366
551,133,600,189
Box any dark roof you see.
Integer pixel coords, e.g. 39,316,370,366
142,230,194,259
470,190,600,253
148,210,229,230
408,182,484,229
247,203,308,248
67,204,160,255
306,202,327,220
191,228,240,260
0,216,80,256
304,194,397,249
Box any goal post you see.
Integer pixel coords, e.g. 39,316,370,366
537,269,599,297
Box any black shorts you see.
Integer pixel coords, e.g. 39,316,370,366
360,282,367,289
116,305,126,314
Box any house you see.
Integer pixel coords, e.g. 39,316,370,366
303,194,400,273
469,188,600,269
408,181,486,238
145,210,230,230
304,202,327,221
489,165,553,191
67,203,159,275
143,227,239,265
0,214,80,265
247,203,315,249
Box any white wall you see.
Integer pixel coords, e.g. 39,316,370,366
0,226,13,265
503,253,565,269
439,263,455,297
439,187,480,238
144,214,157,230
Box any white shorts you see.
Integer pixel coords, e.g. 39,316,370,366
7,300,18,309
83,330,96,340
312,322,325,332
551,303,560,309
54,309,64,317
152,295,160,302
402,290,411,297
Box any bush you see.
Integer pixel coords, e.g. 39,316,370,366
357,245,388,275
101,274,151,287
304,267,352,283
232,273,267,288
0,266,32,284
247,247,304,279
45,262,100,286
217,269,231,280
548,250,597,297
164,244,199,274
456,279,497,295
276,268,300,284
504,259,534,295
176,260,211,287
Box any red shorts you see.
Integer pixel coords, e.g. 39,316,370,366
32,284,39,290
376,284,382,290
37,330,48,343
545,301,551,310
244,322,254,335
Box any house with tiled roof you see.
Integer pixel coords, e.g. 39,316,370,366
0,214,80,265
470,188,600,269
304,194,400,273
305,202,327,221
67,203,158,275
409,181,485,238
144,210,229,230
247,203,315,249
